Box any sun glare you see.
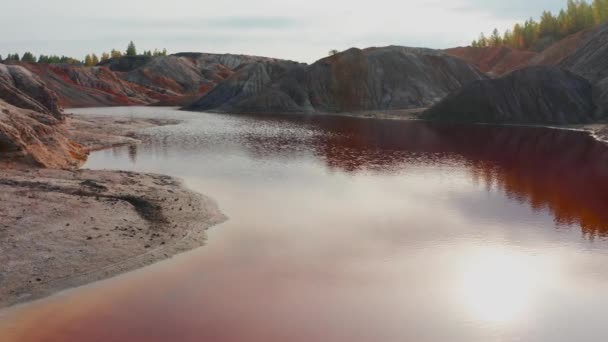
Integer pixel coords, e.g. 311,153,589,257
457,247,551,323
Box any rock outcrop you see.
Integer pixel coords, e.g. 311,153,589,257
559,22,608,112
423,66,597,124
0,99,86,168
445,29,592,77
0,64,87,168
184,59,305,112
186,46,486,114
0,64,62,119
19,63,161,108
8,53,293,108
121,53,292,105
439,23,608,124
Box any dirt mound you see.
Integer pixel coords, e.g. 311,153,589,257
17,63,165,108
445,46,537,76
187,46,485,114
0,99,86,168
0,64,62,118
424,66,597,124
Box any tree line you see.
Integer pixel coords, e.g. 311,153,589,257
471,0,608,49
0,42,168,67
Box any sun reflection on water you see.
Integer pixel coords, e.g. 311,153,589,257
458,247,556,323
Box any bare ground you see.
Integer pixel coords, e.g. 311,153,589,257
0,115,226,309
64,114,181,152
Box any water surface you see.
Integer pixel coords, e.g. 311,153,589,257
1,107,608,341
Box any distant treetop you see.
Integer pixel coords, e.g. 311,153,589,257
126,41,137,56
471,0,608,50
0,42,169,67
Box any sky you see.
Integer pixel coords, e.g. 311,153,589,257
1,0,565,63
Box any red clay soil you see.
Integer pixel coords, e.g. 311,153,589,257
19,63,159,108
445,46,538,76
446,29,594,77
529,30,593,66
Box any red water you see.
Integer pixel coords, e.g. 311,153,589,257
1,107,608,341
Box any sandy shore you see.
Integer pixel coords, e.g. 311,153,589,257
0,115,226,309
65,113,181,152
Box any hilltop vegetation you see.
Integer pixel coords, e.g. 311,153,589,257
472,0,608,50
0,41,167,67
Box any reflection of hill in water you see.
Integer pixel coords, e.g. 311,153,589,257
121,114,608,239
306,117,608,239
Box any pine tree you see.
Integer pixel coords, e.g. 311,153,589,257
490,28,502,46
471,0,608,50
593,0,608,24
478,33,488,47
21,52,36,63
126,41,137,56
502,29,513,45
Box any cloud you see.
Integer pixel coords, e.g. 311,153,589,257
85,16,303,31
0,0,567,63
450,0,564,19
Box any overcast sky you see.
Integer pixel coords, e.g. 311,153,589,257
1,0,564,63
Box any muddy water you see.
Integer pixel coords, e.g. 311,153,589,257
2,107,608,341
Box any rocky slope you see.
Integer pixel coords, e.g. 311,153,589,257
19,63,162,108
444,46,538,76
433,23,608,124
187,46,486,114
4,53,292,108
445,29,592,77
0,64,62,118
184,59,305,112
423,66,597,124
0,98,86,168
0,64,88,168
559,22,608,112
108,53,294,106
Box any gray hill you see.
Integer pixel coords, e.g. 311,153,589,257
423,66,597,124
185,46,486,114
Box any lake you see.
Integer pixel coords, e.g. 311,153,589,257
1,107,608,341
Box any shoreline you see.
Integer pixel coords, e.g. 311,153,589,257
201,106,608,144
0,114,226,309
2,106,606,310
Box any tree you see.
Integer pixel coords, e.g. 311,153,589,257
490,28,502,46
512,23,525,48
84,54,93,66
7,53,20,62
126,41,137,56
111,49,123,58
328,49,339,56
502,29,513,45
101,52,110,62
472,0,608,50
477,32,488,47
593,0,608,24
91,54,100,65
539,11,559,38
21,52,36,62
